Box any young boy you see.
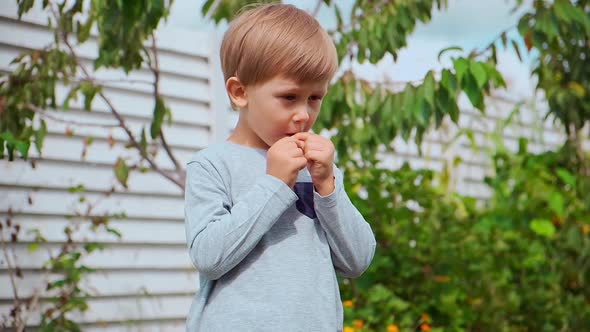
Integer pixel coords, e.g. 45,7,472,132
184,4,376,331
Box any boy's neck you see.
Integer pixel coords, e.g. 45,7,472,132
227,117,270,150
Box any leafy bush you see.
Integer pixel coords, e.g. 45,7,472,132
341,142,590,331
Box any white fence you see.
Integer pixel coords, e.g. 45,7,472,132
0,2,565,331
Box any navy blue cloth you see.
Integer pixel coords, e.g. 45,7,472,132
293,182,317,219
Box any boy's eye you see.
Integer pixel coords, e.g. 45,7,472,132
282,95,296,101
309,95,323,102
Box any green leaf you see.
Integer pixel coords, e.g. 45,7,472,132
334,4,343,27
423,71,436,107
568,82,585,97
554,0,572,23
18,0,35,18
366,88,381,116
84,243,105,253
15,141,30,159
470,61,488,88
530,219,556,238
35,120,47,155
114,157,129,188
437,46,463,62
511,40,522,62
140,128,148,153
68,184,85,193
150,97,166,139
462,73,484,111
491,43,498,64
106,227,123,238
441,69,458,95
485,64,507,88
549,191,565,218
389,295,410,311
80,81,99,111
76,17,94,43
556,168,576,187
453,58,469,83
63,84,81,110
28,243,41,252
0,137,4,159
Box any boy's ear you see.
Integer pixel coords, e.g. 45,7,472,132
226,77,248,109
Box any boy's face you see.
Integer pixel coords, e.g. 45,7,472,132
234,75,329,148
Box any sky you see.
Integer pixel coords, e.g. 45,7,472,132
166,0,536,99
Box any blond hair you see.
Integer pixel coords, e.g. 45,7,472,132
220,3,338,86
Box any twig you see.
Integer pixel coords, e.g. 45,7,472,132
0,226,24,331
327,0,389,34
51,7,184,190
27,103,120,128
74,77,155,86
471,24,518,58
150,34,184,176
204,0,222,21
312,0,323,18
19,291,40,332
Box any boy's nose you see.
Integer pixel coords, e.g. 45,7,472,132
292,106,310,123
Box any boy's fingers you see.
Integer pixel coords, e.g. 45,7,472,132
304,150,324,162
292,132,312,141
295,156,308,170
293,139,305,150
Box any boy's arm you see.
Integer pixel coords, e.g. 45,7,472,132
314,165,376,278
184,160,298,281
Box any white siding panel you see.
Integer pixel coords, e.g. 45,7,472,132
39,111,209,150
31,134,198,170
82,320,186,332
0,3,211,58
0,295,193,325
2,243,191,270
0,215,185,245
0,270,197,299
1,160,183,195
2,189,184,220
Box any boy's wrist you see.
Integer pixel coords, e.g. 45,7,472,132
314,176,335,196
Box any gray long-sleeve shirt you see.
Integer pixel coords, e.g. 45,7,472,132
184,141,376,331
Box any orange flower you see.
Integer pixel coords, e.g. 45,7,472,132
420,323,432,332
421,313,432,323
353,319,364,329
343,300,354,308
433,275,450,283
387,324,400,332
343,326,355,332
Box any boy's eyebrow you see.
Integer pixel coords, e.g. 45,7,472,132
274,88,327,96
273,83,327,94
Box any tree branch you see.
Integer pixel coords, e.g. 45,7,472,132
471,24,518,58
204,0,223,21
149,34,185,181
312,0,323,18
27,103,120,128
74,77,155,86
327,0,389,34
52,10,184,190
0,223,25,331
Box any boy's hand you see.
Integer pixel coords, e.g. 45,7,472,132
293,132,335,196
267,136,308,188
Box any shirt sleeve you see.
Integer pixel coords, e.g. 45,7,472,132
313,165,376,278
184,159,299,280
